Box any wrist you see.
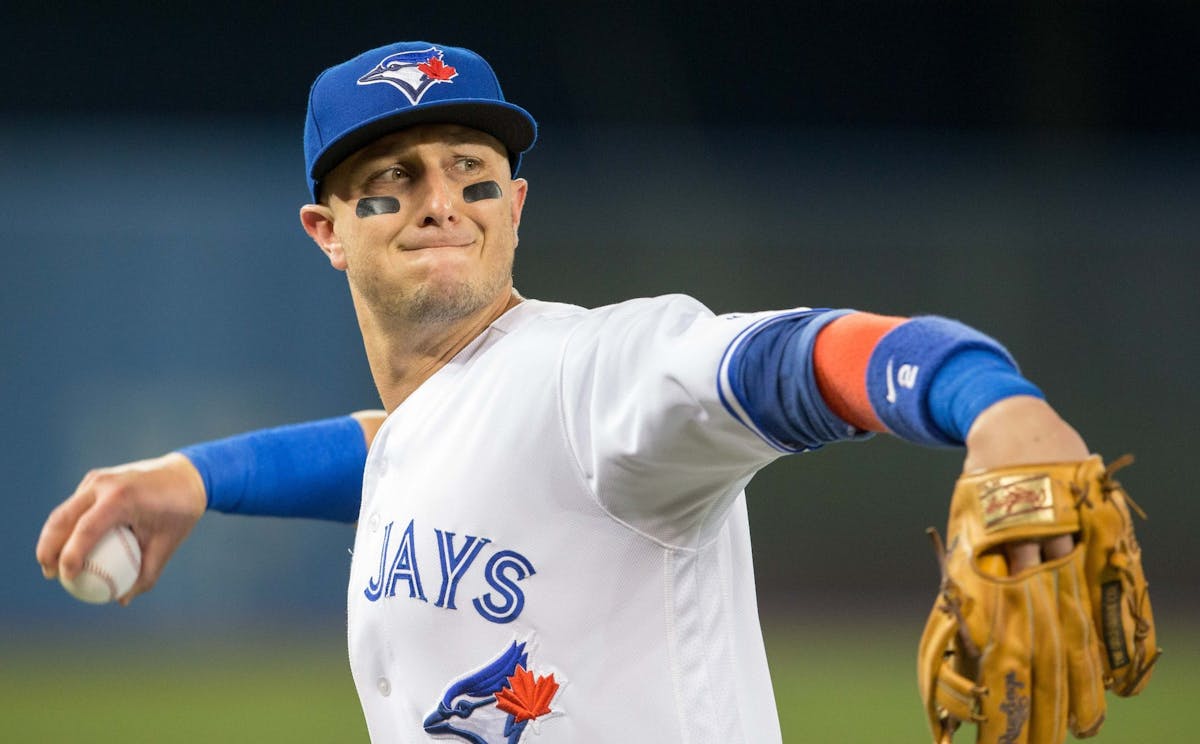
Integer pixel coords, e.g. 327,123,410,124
161,452,208,519
963,396,1089,473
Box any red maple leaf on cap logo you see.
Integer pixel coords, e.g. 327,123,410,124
494,665,558,722
418,57,458,81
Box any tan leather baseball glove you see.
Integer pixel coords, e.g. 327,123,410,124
918,455,1158,743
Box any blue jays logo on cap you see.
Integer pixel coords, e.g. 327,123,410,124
303,41,538,201
357,47,459,106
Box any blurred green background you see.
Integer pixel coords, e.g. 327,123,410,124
2,619,1194,741
3,3,1197,741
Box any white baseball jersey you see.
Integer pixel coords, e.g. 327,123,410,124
347,295,807,743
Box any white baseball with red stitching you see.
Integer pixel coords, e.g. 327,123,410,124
59,525,141,604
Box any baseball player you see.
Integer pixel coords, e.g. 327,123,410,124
37,41,1154,743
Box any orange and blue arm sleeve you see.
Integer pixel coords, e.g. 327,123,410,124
813,312,1044,445
812,312,904,432
724,310,1043,449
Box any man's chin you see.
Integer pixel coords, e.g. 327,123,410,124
403,280,509,325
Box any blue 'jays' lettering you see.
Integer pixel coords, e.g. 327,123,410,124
365,520,534,624
473,551,536,624
365,519,426,602
435,530,491,609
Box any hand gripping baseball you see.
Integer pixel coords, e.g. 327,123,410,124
917,455,1158,743
36,453,207,605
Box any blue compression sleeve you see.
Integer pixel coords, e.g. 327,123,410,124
927,348,1044,443
178,415,367,523
866,317,1043,446
723,309,869,451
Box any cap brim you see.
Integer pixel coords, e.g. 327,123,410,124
310,100,536,186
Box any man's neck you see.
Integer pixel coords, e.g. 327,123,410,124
360,289,523,412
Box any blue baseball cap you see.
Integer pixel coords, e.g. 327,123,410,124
303,41,537,201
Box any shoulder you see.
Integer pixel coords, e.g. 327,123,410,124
495,294,715,337
578,295,717,335
598,293,712,318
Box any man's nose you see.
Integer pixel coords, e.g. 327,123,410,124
419,174,457,226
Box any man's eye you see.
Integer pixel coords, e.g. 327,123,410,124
369,166,408,184
456,158,482,172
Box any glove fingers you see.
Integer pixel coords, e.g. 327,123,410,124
918,607,953,722
1059,555,1107,737
920,595,983,741
975,580,1035,744
972,571,1074,744
1029,568,1069,744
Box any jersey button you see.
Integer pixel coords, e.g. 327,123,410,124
368,513,381,532
377,677,391,697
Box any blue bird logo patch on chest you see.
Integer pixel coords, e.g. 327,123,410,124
423,640,561,743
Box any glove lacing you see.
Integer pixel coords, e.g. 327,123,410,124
1077,454,1161,694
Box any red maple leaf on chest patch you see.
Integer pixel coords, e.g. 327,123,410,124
418,57,457,81
494,665,559,722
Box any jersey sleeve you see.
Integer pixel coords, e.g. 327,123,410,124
557,295,823,543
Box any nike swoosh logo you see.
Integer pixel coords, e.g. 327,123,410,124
885,357,897,404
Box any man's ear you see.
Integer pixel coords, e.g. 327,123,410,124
299,204,347,271
509,178,529,237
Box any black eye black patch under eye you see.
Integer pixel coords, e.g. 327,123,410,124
462,181,502,203
356,196,400,218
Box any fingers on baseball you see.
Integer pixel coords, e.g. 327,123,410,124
55,472,136,582
35,472,103,578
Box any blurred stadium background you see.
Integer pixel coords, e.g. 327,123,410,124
3,2,1197,741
